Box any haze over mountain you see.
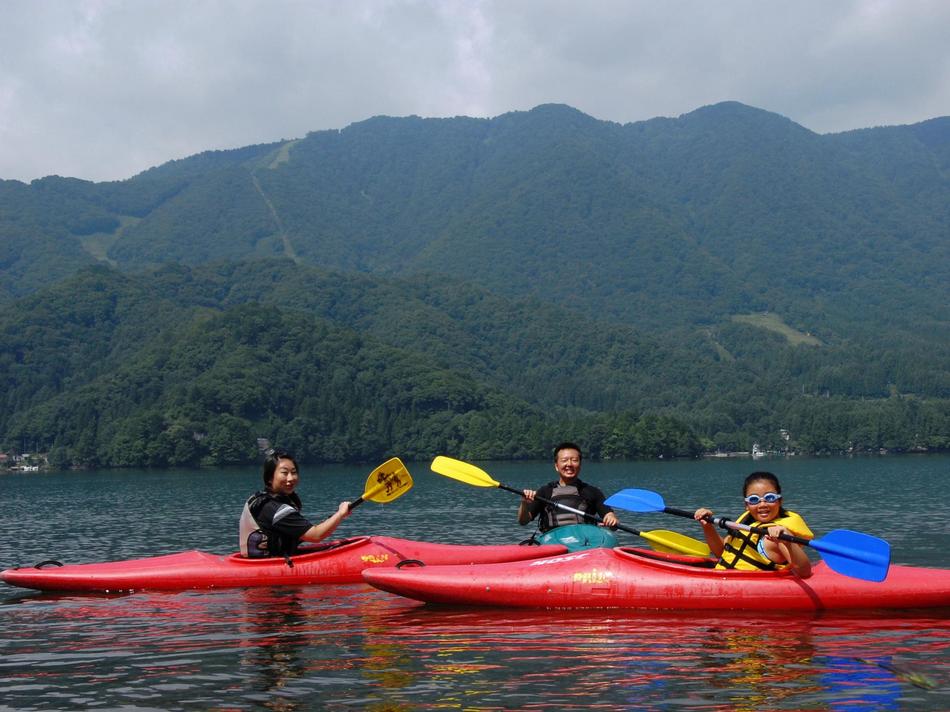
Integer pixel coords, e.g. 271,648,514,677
2,102,947,465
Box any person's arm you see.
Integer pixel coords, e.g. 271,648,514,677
300,501,351,544
589,486,618,527
765,525,812,578
694,508,725,556
518,490,536,525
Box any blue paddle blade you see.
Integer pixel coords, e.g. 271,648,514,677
809,529,891,582
605,489,666,513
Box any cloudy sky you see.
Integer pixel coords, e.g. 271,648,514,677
2,0,948,183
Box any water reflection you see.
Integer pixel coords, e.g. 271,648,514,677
352,604,949,710
1,586,947,710
236,588,311,711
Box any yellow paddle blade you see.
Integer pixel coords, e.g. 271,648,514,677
361,457,413,503
641,529,712,557
430,456,501,488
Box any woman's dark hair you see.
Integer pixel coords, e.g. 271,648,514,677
553,442,583,461
262,449,298,489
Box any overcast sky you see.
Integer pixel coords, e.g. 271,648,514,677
2,0,948,183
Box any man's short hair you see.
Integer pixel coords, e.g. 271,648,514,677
553,442,583,461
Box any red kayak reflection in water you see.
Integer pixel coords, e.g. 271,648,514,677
2,585,947,710
353,601,946,711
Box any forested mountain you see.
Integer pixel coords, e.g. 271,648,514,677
1,262,946,467
4,103,948,332
0,263,698,466
1,102,947,465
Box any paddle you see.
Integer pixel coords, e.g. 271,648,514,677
430,456,711,557
604,488,891,582
349,457,413,510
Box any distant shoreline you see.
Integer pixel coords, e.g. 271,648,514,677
2,448,946,474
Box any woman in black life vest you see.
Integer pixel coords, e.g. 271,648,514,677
239,449,352,558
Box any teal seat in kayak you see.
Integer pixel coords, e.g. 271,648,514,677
537,523,619,551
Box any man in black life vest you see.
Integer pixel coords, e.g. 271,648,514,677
518,442,618,532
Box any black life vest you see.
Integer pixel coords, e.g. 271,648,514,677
541,484,591,532
239,491,303,558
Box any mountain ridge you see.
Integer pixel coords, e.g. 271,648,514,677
3,100,946,339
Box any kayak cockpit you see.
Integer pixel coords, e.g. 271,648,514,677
614,546,800,579
225,536,372,565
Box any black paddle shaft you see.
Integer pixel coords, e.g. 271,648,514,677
502,483,647,536
665,504,810,547
708,515,810,546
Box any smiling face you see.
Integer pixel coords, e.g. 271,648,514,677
554,447,582,484
269,457,300,496
743,477,782,524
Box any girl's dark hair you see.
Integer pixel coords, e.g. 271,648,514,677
743,471,781,495
262,449,298,489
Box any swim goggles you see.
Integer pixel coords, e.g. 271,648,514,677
744,492,782,505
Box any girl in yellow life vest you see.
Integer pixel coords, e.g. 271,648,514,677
694,471,813,578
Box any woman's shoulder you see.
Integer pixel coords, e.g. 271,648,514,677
247,491,301,512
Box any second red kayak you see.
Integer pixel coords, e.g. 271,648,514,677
363,546,950,611
1,536,567,592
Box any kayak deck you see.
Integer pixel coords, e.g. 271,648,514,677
1,536,567,592
363,546,950,611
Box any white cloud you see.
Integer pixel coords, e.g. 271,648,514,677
0,0,947,182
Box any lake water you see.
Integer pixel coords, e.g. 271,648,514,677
2,455,948,710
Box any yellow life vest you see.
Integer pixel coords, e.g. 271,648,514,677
715,509,813,571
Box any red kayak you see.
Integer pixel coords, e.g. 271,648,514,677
0,536,566,592
363,546,950,611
